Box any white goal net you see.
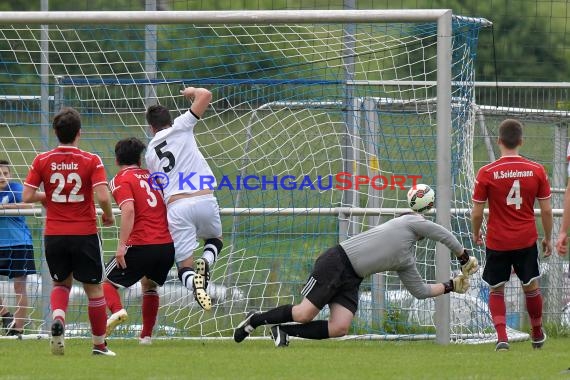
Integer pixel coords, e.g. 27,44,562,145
0,10,515,343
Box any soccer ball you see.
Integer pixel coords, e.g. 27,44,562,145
407,184,435,213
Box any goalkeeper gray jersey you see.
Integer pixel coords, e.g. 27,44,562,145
340,213,463,278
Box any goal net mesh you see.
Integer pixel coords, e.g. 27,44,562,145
0,15,516,342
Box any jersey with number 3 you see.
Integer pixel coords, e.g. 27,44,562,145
109,166,172,245
145,110,216,203
24,146,108,236
472,155,551,251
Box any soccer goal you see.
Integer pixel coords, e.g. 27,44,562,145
0,10,507,343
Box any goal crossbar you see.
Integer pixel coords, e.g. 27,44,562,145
0,10,458,24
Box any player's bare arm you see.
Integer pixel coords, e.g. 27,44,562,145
94,184,115,226
21,185,46,204
115,200,135,269
538,197,553,257
556,179,570,256
181,87,212,118
470,201,485,245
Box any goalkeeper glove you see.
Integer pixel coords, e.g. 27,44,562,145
443,274,469,294
443,274,470,294
452,274,470,294
458,249,479,276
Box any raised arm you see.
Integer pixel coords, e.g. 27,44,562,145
411,217,478,275
410,217,464,257
180,87,212,119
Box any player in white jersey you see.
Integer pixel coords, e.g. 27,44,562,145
145,87,223,311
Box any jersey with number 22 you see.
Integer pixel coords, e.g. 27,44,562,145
24,146,107,235
472,155,551,251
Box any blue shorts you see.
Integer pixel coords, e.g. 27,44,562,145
0,244,36,279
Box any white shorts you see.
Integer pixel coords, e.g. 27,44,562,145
166,194,222,264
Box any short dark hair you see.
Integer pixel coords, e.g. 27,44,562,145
115,137,146,166
53,107,81,144
146,105,172,131
0,160,9,167
498,119,523,149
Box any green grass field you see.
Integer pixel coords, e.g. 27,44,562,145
0,338,569,379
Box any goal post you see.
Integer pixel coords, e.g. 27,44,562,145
0,10,495,343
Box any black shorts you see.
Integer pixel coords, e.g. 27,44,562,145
105,243,175,288
45,234,104,284
482,243,540,287
301,245,363,314
0,245,36,278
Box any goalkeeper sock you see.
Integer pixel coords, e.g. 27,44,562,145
489,290,508,342
250,304,293,328
202,238,223,267
279,320,330,340
524,289,543,336
178,267,196,291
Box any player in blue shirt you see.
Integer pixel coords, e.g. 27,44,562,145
0,160,36,336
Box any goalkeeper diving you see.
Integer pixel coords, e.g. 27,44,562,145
234,184,479,347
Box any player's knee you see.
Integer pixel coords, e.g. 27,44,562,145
292,308,316,324
328,322,349,337
13,281,27,294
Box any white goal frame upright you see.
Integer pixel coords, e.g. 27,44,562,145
1,9,465,344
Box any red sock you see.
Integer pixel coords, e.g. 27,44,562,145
524,289,543,336
489,290,507,342
88,296,107,345
141,290,159,338
50,285,70,323
103,282,123,314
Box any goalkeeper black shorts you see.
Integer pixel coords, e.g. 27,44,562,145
301,245,363,314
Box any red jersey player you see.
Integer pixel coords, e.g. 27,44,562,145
22,107,116,356
102,137,174,344
471,118,553,352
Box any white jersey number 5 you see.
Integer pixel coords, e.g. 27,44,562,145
506,179,522,210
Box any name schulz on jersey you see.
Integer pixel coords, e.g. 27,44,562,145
51,162,79,171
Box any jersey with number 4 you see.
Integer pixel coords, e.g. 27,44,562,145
145,110,216,203
472,155,551,251
109,166,172,245
24,146,108,236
